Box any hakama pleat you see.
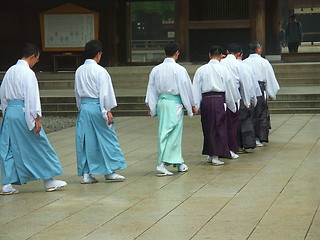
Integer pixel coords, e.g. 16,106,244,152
252,82,269,143
226,106,239,152
157,94,184,165
0,100,63,185
200,92,231,158
76,98,126,176
237,100,256,149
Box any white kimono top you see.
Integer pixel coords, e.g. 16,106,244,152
0,60,41,131
145,58,195,117
75,59,117,121
192,59,239,113
243,54,280,100
220,54,255,108
237,59,262,106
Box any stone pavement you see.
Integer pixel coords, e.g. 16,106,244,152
0,114,319,240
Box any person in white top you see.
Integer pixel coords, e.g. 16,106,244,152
75,40,126,184
243,42,280,146
236,52,262,152
220,43,254,158
146,41,197,176
0,43,67,195
193,46,239,165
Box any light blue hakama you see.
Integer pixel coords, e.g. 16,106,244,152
76,98,126,176
0,100,63,185
157,94,184,166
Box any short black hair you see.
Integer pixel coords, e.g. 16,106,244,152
209,46,223,57
85,40,102,59
227,43,242,54
164,41,180,57
22,43,40,58
248,41,262,54
290,14,296,19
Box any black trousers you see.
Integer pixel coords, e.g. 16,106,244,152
288,41,299,53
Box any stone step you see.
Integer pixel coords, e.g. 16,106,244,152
41,102,147,111
272,62,320,72
277,77,320,86
37,77,320,89
39,81,74,89
269,108,320,114
276,72,320,78
281,53,320,63
276,93,320,101
41,109,148,117
268,100,320,108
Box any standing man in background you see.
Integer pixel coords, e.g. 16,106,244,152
0,43,67,195
75,40,126,184
146,41,197,176
285,14,303,53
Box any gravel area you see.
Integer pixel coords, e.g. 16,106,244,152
0,116,77,133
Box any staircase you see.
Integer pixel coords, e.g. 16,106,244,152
1,61,319,115
36,66,153,117
269,62,320,114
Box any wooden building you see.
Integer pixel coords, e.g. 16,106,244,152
0,0,318,71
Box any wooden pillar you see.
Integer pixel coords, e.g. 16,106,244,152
116,0,129,66
250,0,266,53
175,0,189,61
104,0,118,66
265,0,279,55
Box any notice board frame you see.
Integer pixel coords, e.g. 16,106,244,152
39,3,99,52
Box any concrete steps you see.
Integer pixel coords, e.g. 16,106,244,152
268,62,320,114
1,62,320,115
281,52,320,62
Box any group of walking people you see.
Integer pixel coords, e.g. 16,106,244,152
146,41,280,176
0,39,279,195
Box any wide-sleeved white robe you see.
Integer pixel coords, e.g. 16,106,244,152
243,54,280,100
75,59,126,176
193,59,238,113
0,60,41,131
145,58,195,117
145,58,195,165
0,60,63,185
193,59,239,158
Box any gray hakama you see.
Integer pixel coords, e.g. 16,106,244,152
237,100,256,149
252,82,269,143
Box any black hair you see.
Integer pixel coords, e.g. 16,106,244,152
290,14,296,19
227,43,243,54
209,46,223,57
85,40,102,59
164,41,180,57
22,43,40,58
248,41,262,54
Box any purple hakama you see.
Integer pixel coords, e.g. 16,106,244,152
200,92,231,158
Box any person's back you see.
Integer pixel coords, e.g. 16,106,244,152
74,40,126,184
0,43,66,195
285,14,303,53
2,60,33,99
146,41,196,176
148,58,183,96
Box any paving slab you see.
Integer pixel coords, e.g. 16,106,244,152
0,114,319,240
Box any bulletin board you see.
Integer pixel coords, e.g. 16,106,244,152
39,3,99,51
